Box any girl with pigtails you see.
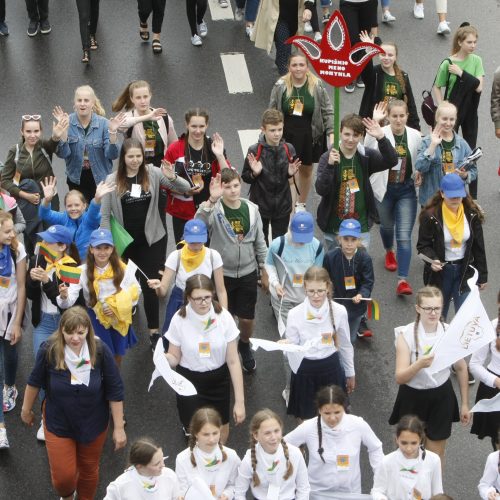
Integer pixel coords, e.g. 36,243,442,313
234,409,310,500
281,266,355,420
285,385,383,495
389,286,470,465
175,407,240,499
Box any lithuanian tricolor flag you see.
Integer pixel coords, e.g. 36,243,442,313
37,242,58,262
366,299,380,320
59,265,82,285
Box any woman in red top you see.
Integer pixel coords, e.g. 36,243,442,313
163,108,230,243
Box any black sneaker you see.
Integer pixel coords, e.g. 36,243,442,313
27,20,39,37
238,340,256,372
149,333,161,353
39,19,51,34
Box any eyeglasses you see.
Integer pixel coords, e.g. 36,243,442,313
305,289,328,297
419,306,442,314
190,295,212,304
22,115,41,121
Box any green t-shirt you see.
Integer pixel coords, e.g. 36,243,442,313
142,120,164,160
221,199,250,238
382,73,403,102
441,138,455,175
389,131,413,183
282,82,315,117
435,54,484,95
327,152,368,234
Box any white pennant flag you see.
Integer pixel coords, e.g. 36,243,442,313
470,392,500,413
428,268,495,374
148,337,197,396
184,477,214,500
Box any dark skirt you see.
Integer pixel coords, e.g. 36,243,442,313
176,363,230,428
284,114,323,165
471,375,500,440
287,352,346,420
162,285,184,335
389,378,459,440
87,307,138,357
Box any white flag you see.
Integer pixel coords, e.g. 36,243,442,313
148,337,197,396
120,259,139,290
428,268,495,374
184,477,214,500
470,392,500,413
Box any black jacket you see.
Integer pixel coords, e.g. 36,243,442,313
241,135,296,219
416,204,487,293
359,64,420,131
324,247,374,317
448,70,481,134
315,137,398,233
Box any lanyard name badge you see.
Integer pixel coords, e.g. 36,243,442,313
347,178,360,193
198,342,211,358
321,332,333,345
336,454,350,471
144,128,156,158
344,276,356,290
0,276,11,288
292,98,304,116
292,274,303,288
130,184,142,198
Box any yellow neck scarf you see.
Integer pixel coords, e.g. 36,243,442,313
92,262,126,298
442,202,465,245
180,242,206,273
45,255,77,279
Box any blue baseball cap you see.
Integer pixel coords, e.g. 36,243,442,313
339,219,361,238
290,211,314,243
37,225,73,245
183,219,208,243
89,228,114,247
440,173,466,198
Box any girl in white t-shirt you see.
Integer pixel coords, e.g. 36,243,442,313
234,409,310,500
478,429,500,500
372,415,443,500
0,212,27,449
104,437,180,500
285,385,383,495
176,407,240,499
148,218,227,350
162,274,244,444
389,286,470,465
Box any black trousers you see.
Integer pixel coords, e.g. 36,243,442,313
186,0,207,36
261,215,290,246
25,0,49,21
138,0,166,34
172,216,187,245
75,0,100,49
0,0,5,22
67,168,97,204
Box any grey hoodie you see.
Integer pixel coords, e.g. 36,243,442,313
195,198,268,278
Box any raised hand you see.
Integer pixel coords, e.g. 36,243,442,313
430,125,443,146
372,101,388,124
211,133,225,158
150,107,167,120
359,30,373,44
94,180,117,204
288,158,301,177
52,105,66,122
160,160,176,181
209,172,223,200
52,113,69,140
108,112,127,133
41,176,57,202
247,152,263,176
362,117,385,140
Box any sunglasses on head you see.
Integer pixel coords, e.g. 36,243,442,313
22,115,41,121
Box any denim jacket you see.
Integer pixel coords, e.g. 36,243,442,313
415,132,476,206
57,113,118,184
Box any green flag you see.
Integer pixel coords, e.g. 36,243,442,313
110,215,133,257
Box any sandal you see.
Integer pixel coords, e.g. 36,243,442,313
140,22,149,41
89,34,98,50
152,39,162,54
81,49,90,63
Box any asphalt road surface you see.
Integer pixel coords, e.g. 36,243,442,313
0,0,499,498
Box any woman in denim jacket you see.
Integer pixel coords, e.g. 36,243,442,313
55,85,125,204
415,101,477,207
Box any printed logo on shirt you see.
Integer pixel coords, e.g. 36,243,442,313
267,460,280,472
204,457,221,468
202,317,217,331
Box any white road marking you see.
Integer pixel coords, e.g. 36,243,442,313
208,0,235,21
220,52,253,94
238,129,261,159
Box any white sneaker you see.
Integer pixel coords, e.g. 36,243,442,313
304,21,313,33
245,25,253,38
235,7,244,21
0,427,9,449
314,31,322,42
413,2,424,18
437,21,451,35
218,0,228,7
37,421,45,441
382,11,396,22
191,34,202,46
198,21,208,37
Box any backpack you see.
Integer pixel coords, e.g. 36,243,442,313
276,235,323,259
125,115,170,139
421,58,452,127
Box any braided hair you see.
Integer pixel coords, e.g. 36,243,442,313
382,42,407,102
413,286,443,360
396,415,427,460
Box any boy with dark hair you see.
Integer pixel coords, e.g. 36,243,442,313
196,169,267,372
241,108,301,245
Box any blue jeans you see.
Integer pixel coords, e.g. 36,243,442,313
33,312,61,356
0,338,18,425
320,0,331,6
235,0,259,22
441,262,469,319
375,181,417,279
323,231,371,252
380,0,390,8
347,311,363,344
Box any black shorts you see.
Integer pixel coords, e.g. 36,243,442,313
224,270,258,320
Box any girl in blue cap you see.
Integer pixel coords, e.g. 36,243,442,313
147,218,227,350
57,228,140,367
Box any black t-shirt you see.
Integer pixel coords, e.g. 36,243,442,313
121,177,152,243
279,0,300,34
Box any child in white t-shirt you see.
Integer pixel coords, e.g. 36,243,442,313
478,429,500,499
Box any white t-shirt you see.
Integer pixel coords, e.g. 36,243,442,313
285,414,383,494
175,445,240,499
371,449,443,500
104,466,180,500
478,451,500,500
0,243,26,340
443,216,470,261
165,248,223,290
234,443,310,500
167,304,239,372
470,319,500,388
395,321,450,389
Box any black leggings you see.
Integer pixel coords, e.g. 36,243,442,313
274,20,292,76
123,236,167,330
67,168,97,204
75,0,100,50
186,0,207,36
138,0,166,34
